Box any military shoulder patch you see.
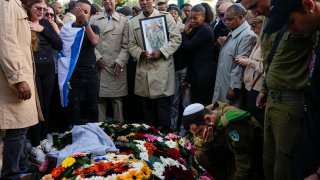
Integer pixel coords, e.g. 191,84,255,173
228,130,240,142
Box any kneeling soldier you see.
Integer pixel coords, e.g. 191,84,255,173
183,102,261,180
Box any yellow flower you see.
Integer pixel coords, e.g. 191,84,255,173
61,157,76,168
61,178,67,180
141,163,152,179
128,170,144,180
129,132,135,137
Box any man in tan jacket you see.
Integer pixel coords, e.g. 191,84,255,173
90,0,130,122
129,0,181,131
0,0,42,179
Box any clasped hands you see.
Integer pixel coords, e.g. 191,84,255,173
140,50,162,60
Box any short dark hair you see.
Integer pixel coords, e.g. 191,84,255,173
181,3,192,9
68,1,77,11
76,0,91,6
226,4,246,17
157,2,167,6
132,6,141,14
117,6,133,16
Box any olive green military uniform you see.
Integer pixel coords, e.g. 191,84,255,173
192,102,259,180
260,19,315,180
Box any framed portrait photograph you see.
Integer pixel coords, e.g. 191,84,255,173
139,15,169,53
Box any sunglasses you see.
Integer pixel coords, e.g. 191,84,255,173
34,6,47,13
219,13,225,18
45,13,54,17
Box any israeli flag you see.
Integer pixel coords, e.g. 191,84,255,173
58,23,85,107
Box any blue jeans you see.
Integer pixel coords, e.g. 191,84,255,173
1,128,29,180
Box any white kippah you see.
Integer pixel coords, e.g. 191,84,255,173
183,103,204,116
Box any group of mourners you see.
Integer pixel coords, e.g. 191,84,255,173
0,0,320,179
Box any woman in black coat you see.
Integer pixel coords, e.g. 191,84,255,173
182,4,217,106
25,0,63,163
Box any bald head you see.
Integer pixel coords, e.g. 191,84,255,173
218,2,233,14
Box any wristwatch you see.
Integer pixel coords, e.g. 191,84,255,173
82,20,89,26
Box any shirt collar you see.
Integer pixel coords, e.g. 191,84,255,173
230,21,250,38
97,11,120,21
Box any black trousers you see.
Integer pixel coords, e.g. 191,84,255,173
141,97,171,130
68,70,99,125
28,60,55,147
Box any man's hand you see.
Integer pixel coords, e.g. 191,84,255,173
217,36,227,46
203,126,214,143
226,88,235,101
234,56,251,66
140,50,151,60
74,7,87,24
256,92,267,108
96,58,106,71
29,21,44,32
114,62,123,76
15,82,31,100
151,50,162,60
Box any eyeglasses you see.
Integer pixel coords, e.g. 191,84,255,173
34,6,47,13
219,13,225,18
45,13,54,17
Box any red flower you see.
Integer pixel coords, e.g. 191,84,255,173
166,148,181,160
135,133,145,139
164,166,194,180
151,126,159,134
50,166,65,178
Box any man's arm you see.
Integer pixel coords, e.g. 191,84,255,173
0,1,31,100
230,34,256,89
115,18,130,68
128,19,145,62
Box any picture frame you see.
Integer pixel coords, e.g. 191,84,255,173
139,15,169,53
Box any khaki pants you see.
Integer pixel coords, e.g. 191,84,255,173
263,96,303,180
98,97,124,122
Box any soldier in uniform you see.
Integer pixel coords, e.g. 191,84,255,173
239,0,315,179
183,103,260,180
90,0,130,122
128,0,181,131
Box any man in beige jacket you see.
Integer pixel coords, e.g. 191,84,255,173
0,0,42,179
90,0,130,122
129,0,181,131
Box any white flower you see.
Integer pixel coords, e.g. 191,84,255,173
135,144,147,152
106,174,117,180
122,124,128,128
153,162,165,173
139,152,149,161
88,176,105,180
165,140,177,149
133,140,145,145
142,124,150,129
131,162,144,171
179,138,186,147
152,169,165,180
160,157,181,168
157,137,163,142
131,123,141,128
